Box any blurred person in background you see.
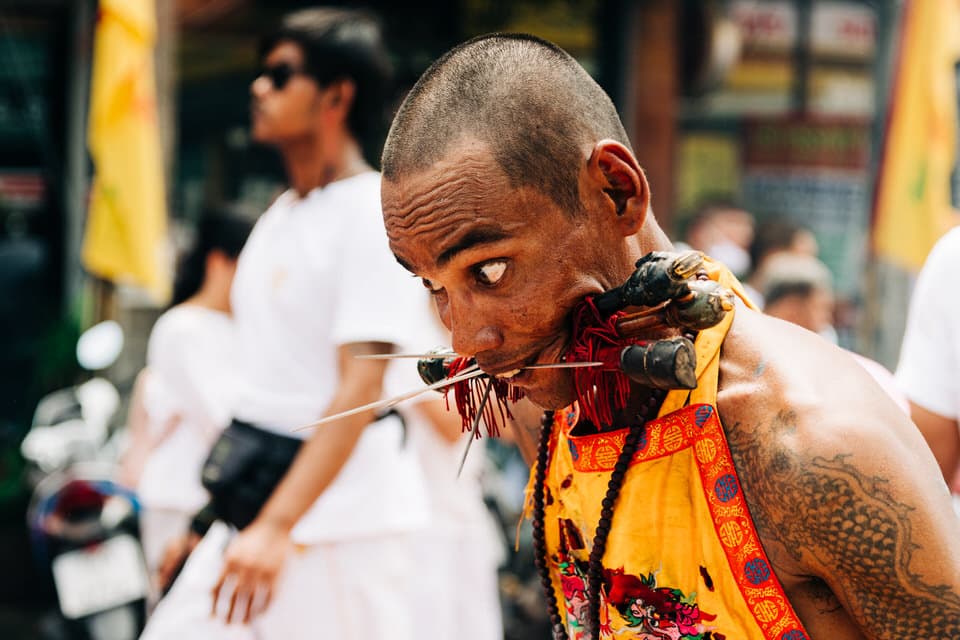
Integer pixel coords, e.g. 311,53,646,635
744,217,819,306
117,212,252,593
757,253,835,342
392,299,505,640
896,226,960,509
759,252,908,414
677,197,755,279
141,9,433,639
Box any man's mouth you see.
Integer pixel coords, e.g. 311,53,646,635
500,369,536,390
481,355,558,388
480,335,572,381
478,354,537,381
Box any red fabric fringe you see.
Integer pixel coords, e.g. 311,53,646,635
441,294,641,434
565,297,642,429
444,357,524,438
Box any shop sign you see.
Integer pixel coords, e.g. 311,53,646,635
730,0,797,53
811,2,876,60
743,119,871,170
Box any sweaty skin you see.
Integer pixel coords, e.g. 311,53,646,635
382,137,960,639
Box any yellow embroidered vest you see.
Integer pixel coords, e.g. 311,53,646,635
530,260,810,640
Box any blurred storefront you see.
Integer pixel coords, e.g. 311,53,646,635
0,2,83,438
0,0,94,616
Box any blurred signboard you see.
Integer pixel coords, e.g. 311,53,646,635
743,119,870,170
729,0,797,54
808,68,874,118
675,133,740,215
811,2,876,60
701,0,797,116
742,169,868,296
741,118,871,297
0,171,45,210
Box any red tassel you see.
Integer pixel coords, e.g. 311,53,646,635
566,297,642,429
441,293,641,434
443,357,524,438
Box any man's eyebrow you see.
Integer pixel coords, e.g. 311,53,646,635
437,228,510,267
394,255,415,274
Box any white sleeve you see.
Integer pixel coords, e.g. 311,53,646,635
895,231,960,419
329,188,425,350
146,312,234,434
382,291,452,399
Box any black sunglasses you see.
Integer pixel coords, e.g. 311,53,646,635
258,63,306,91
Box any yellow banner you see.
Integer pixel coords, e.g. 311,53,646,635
873,0,960,270
81,0,169,302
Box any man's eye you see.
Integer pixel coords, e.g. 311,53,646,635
475,260,507,286
421,278,443,293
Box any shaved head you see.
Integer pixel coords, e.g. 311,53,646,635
381,33,631,215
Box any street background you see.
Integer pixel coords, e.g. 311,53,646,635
0,0,956,637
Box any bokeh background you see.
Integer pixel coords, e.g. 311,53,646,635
0,0,957,637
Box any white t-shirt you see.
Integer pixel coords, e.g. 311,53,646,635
229,171,429,543
896,227,960,421
138,305,237,512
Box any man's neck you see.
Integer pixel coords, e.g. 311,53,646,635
281,130,370,197
184,286,231,315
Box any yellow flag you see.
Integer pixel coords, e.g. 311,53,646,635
82,0,169,302
872,0,960,270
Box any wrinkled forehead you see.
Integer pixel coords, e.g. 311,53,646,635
264,39,305,66
381,137,504,230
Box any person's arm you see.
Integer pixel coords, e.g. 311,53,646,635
115,368,153,489
896,229,960,487
731,406,960,637
909,401,960,487
415,394,465,444
211,340,391,623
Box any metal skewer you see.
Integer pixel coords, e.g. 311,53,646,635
355,353,606,371
457,376,494,478
355,352,463,360
519,361,605,370
291,364,483,432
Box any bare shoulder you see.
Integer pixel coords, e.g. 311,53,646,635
716,309,960,637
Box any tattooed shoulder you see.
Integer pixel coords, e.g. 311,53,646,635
724,409,960,637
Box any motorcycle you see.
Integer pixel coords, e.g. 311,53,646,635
22,321,150,640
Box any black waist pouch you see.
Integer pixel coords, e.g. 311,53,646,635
200,420,303,530
199,411,405,531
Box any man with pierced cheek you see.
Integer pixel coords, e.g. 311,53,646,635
380,33,960,640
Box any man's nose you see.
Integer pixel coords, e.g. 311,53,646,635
251,75,271,98
449,306,503,357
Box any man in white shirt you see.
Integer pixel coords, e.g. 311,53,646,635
896,226,960,510
142,9,431,639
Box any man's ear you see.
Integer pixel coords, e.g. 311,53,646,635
586,140,650,236
205,249,231,274
326,78,356,115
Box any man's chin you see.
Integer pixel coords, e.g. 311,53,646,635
519,378,577,411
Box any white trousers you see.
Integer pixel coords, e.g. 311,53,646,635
140,507,191,576
411,526,504,640
140,522,416,640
